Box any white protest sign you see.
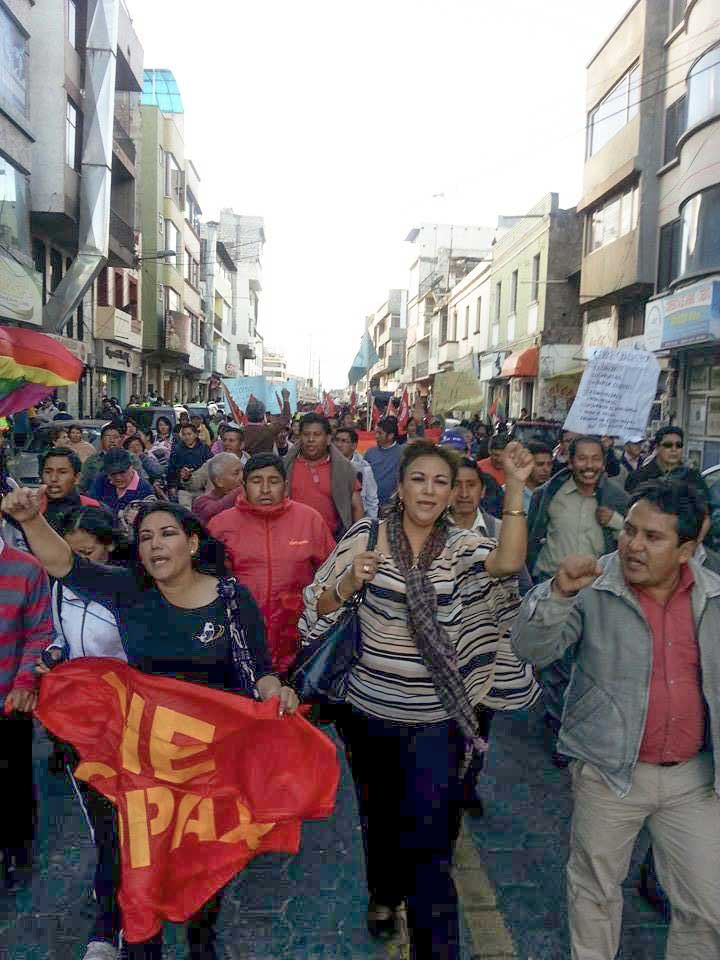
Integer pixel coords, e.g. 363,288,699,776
563,348,660,437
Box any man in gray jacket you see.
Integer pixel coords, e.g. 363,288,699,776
512,478,720,960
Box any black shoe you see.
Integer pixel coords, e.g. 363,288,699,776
367,902,397,940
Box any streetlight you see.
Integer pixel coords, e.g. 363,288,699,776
133,249,176,267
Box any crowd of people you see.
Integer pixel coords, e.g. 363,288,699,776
1,393,718,960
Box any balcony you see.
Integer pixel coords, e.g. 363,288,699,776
108,208,136,269
112,118,136,173
412,360,430,381
187,341,205,371
95,305,141,349
438,341,458,367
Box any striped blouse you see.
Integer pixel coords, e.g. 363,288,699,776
299,517,539,725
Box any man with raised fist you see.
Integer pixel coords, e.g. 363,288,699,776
512,478,720,960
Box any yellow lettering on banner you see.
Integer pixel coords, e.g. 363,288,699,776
121,693,145,774
102,671,127,714
126,788,151,868
218,801,275,850
74,761,117,783
170,795,216,849
146,786,174,836
150,706,216,784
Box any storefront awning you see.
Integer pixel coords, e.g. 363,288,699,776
500,347,539,378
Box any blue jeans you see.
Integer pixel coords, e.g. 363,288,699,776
338,707,465,960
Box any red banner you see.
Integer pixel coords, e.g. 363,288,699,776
35,659,340,943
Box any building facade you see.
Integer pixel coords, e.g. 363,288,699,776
367,289,407,393
217,209,264,376
263,350,288,383
644,0,720,469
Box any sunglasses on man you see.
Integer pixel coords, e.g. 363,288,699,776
659,441,683,449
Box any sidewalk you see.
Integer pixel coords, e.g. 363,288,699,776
466,706,669,960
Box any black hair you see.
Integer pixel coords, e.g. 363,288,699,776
378,416,399,438
123,435,145,452
180,422,198,434
568,435,603,458
629,479,705,543
49,425,71,442
458,457,486,485
60,504,118,546
40,446,81,475
488,433,509,451
398,438,459,485
57,401,67,411
243,453,286,483
654,424,684,445
156,416,173,435
335,427,358,444
300,412,331,435
246,397,266,423
101,422,122,438
527,441,553,457
133,501,226,579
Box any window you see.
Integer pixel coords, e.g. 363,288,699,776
474,296,482,333
657,219,682,291
530,253,541,302
451,309,458,340
0,5,29,121
510,269,518,314
463,304,470,340
679,184,720,279
164,153,180,199
439,308,448,343
491,320,499,347
76,299,84,342
619,303,645,339
128,277,139,332
164,220,179,268
66,98,79,169
0,158,31,256
50,249,63,292
586,185,639,253
670,0,686,33
494,281,502,321
165,286,180,314
587,63,640,157
32,238,46,303
663,96,687,165
114,269,124,309
188,311,202,345
97,266,109,306
686,45,720,130
66,0,76,47
184,248,192,283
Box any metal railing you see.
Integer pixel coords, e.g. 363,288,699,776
113,118,136,165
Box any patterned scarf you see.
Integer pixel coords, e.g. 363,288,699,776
217,577,259,696
386,503,486,765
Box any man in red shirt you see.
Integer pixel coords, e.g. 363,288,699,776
477,433,509,486
284,413,363,540
209,454,335,672
512,478,720,958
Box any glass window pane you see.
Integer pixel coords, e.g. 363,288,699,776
687,45,720,129
680,185,720,278
0,6,29,120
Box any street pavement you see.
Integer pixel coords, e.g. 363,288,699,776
0,712,670,960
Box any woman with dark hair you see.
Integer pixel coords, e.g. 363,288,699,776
123,434,165,481
151,416,174,458
0,491,299,960
300,438,538,958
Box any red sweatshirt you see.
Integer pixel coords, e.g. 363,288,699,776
0,540,53,707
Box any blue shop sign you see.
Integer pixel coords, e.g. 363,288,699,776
644,278,720,351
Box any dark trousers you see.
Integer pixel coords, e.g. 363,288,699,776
123,892,223,960
0,710,35,858
338,707,465,960
77,781,122,946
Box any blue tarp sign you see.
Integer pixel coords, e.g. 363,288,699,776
222,376,298,415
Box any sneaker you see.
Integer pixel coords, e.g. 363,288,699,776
82,942,118,960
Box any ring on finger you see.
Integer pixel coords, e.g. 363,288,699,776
363,564,370,573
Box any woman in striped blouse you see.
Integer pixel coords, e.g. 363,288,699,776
300,439,539,959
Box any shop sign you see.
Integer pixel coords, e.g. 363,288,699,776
583,317,616,358
0,249,42,324
644,279,720,351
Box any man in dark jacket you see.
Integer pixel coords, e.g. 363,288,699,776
626,425,708,496
166,423,211,496
527,435,629,762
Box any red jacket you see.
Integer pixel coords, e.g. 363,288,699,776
208,496,335,672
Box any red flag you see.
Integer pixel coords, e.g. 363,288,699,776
396,388,410,434
35,659,339,944
222,383,246,427
349,391,357,414
322,392,336,418
371,398,381,427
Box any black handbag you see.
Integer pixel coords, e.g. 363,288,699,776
291,520,379,704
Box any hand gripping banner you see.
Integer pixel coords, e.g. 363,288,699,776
35,659,340,942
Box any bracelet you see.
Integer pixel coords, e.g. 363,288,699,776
334,578,354,604
502,509,527,517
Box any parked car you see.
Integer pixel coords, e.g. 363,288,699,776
507,420,563,449
124,406,180,434
8,420,105,486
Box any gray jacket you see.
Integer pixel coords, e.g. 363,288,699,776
511,553,720,797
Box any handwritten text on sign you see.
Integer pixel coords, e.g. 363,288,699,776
563,348,660,437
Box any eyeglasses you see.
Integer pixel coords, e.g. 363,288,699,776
660,441,683,449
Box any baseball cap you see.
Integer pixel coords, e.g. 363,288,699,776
103,448,132,474
439,429,467,451
623,434,644,445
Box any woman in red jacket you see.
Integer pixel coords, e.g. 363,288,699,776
208,454,336,673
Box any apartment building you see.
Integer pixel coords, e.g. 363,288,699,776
199,223,237,383
484,194,583,421
26,0,143,413
578,0,670,361
263,351,288,383
367,289,407,393
644,0,720,468
402,223,494,395
140,69,206,403
0,0,42,329
217,209,264,375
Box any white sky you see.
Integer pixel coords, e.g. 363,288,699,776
129,0,631,389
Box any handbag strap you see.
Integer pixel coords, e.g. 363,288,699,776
217,577,258,696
